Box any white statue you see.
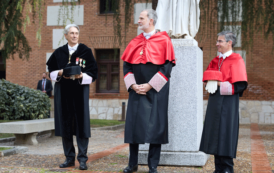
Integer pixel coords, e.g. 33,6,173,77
155,0,200,39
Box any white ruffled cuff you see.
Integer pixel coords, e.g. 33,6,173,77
79,73,92,85
50,70,61,82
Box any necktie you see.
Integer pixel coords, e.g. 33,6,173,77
42,80,45,91
218,57,224,71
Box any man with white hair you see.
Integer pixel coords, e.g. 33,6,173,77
47,24,98,170
200,31,248,173
121,9,175,173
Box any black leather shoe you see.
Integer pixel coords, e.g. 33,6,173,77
123,164,138,173
149,167,158,173
79,162,88,170
59,159,75,168
221,170,231,173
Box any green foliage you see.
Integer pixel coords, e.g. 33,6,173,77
2,0,273,67
90,119,125,127
199,0,274,58
58,0,81,26
93,0,143,47
0,79,50,120
0,133,14,139
0,147,12,151
115,154,127,158
0,0,44,62
0,120,22,123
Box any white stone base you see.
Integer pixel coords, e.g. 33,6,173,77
138,151,209,166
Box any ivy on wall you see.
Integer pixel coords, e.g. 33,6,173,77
0,0,273,62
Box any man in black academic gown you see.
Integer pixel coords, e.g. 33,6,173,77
121,9,175,173
199,31,248,173
46,24,97,170
37,72,53,97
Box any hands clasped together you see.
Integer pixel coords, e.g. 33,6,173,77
131,83,152,95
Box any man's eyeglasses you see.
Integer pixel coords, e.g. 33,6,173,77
216,40,227,44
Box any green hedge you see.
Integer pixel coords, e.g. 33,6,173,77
0,79,50,120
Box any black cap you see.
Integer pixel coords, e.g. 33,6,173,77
63,66,81,77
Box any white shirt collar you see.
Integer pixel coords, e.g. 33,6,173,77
219,50,233,59
143,29,156,39
68,43,79,51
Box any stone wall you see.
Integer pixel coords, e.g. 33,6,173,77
51,99,274,124
203,100,274,124
50,98,128,120
89,99,128,120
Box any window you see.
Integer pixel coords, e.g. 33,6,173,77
96,49,120,93
99,0,118,14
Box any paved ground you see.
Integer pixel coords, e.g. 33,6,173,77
0,124,273,173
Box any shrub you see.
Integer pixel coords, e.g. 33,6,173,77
0,79,50,120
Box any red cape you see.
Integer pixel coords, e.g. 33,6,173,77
121,31,176,65
203,53,248,83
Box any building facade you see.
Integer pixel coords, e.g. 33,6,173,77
4,0,274,124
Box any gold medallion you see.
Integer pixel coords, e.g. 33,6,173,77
140,49,143,55
79,58,83,67
68,55,71,64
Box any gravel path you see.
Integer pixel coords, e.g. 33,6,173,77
87,125,252,173
0,129,124,169
0,125,267,173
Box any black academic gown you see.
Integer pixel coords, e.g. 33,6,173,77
199,82,247,158
46,43,98,138
124,61,173,144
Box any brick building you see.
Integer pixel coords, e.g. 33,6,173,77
2,0,274,123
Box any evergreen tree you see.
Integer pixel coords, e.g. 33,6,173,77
0,0,44,61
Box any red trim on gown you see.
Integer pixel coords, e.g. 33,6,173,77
121,31,176,65
203,53,248,83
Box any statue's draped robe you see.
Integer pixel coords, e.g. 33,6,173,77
155,0,200,39
122,32,175,144
47,44,98,138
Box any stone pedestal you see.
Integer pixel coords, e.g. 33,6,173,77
49,130,56,138
138,39,209,166
15,133,38,145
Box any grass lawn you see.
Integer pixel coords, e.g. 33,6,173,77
0,120,22,123
0,133,14,139
90,119,125,128
0,147,12,151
